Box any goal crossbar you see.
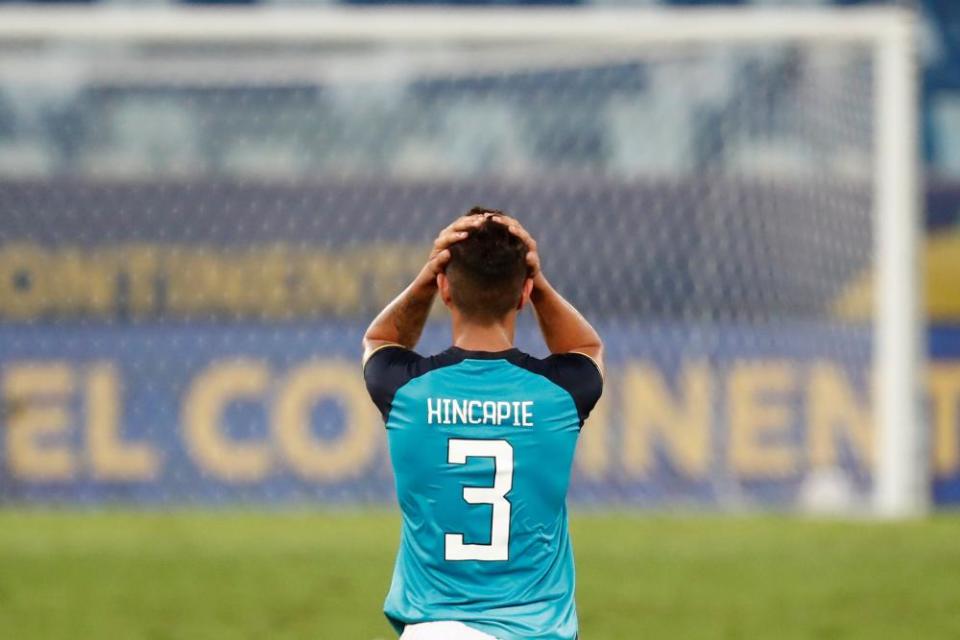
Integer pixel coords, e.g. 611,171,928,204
0,6,913,45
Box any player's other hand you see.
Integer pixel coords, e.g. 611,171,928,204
424,215,485,278
490,214,542,282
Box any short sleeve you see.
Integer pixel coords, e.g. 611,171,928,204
363,346,424,422
543,352,604,426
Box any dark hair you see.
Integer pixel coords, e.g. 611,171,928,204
446,207,529,323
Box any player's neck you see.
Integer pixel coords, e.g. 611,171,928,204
450,313,515,352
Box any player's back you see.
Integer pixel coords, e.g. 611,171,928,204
364,345,603,640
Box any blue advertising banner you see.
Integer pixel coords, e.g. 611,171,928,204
0,178,957,507
4,321,956,507
931,326,960,505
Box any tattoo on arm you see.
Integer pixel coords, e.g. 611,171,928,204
390,290,434,347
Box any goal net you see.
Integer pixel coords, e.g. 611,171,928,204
0,7,923,515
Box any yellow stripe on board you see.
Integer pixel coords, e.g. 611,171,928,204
834,227,960,323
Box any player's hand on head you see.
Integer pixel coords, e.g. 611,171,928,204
491,214,541,280
425,215,484,276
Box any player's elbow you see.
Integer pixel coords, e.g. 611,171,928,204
361,330,387,353
586,340,605,376
362,323,407,355
361,325,386,353
573,338,603,362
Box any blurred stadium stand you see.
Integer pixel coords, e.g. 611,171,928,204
0,0,957,180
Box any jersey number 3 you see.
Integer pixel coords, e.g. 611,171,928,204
445,439,514,562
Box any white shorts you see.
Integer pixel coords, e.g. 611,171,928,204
400,621,499,640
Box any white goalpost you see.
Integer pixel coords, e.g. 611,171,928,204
0,6,925,516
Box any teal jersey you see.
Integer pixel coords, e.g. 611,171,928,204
364,346,603,640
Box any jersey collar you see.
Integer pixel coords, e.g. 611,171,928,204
445,346,522,360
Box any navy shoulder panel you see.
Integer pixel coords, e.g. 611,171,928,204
506,352,603,426
362,346,463,422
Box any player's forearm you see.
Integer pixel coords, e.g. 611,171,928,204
363,217,476,358
530,274,603,359
362,268,437,352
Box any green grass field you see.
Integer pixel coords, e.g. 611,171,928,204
0,511,958,639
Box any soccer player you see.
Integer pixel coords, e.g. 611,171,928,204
362,208,603,640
